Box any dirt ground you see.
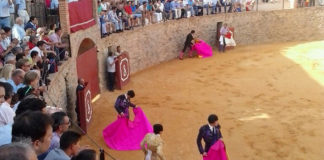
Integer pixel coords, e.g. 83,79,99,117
81,41,324,160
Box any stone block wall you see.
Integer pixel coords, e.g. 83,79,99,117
45,7,324,120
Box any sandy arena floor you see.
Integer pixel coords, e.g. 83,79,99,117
81,41,324,160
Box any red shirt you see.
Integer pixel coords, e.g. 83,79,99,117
124,5,132,15
27,41,35,49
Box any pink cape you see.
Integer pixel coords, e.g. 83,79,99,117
102,107,153,150
203,140,229,160
192,40,213,58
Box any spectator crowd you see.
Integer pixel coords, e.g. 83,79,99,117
98,0,257,37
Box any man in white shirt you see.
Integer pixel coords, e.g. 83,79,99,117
106,51,118,91
203,0,211,15
0,82,15,127
12,17,26,43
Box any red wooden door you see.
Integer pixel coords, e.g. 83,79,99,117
76,47,100,99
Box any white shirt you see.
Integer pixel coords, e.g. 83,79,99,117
208,124,215,133
158,3,164,11
0,102,15,127
107,56,116,73
219,35,224,45
100,2,108,10
139,5,145,11
0,37,11,50
203,0,211,5
29,46,44,58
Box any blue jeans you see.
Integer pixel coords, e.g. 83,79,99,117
203,4,209,15
0,17,10,29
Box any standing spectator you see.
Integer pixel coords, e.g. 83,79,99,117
12,111,53,156
12,17,26,44
0,0,12,29
44,131,82,160
9,2,14,26
7,69,25,93
115,45,122,56
50,0,59,10
24,16,37,31
219,23,228,52
75,78,86,126
106,51,117,92
16,0,30,24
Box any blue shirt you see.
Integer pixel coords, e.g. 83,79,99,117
44,148,70,160
50,0,59,9
0,124,12,146
170,1,176,10
16,0,26,10
131,5,136,12
7,79,25,93
0,0,10,17
188,0,193,6
164,2,171,12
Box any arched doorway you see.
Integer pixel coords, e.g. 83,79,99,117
76,38,100,99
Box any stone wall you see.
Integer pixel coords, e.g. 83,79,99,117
45,7,324,120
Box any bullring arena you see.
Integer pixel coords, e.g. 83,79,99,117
41,2,324,160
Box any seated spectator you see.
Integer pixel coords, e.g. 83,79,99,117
124,1,135,29
12,17,26,44
12,111,53,156
37,111,70,159
71,149,97,160
108,6,123,32
0,82,15,126
0,63,15,82
17,58,31,72
16,98,46,115
4,53,16,65
7,69,25,93
30,41,56,61
164,0,172,20
28,50,41,68
48,24,56,36
49,28,68,60
139,2,149,25
0,27,11,51
44,131,82,160
27,35,37,50
0,141,38,160
24,16,38,31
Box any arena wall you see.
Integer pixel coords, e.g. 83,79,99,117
45,7,324,121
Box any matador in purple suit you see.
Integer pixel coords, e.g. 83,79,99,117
114,90,136,118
